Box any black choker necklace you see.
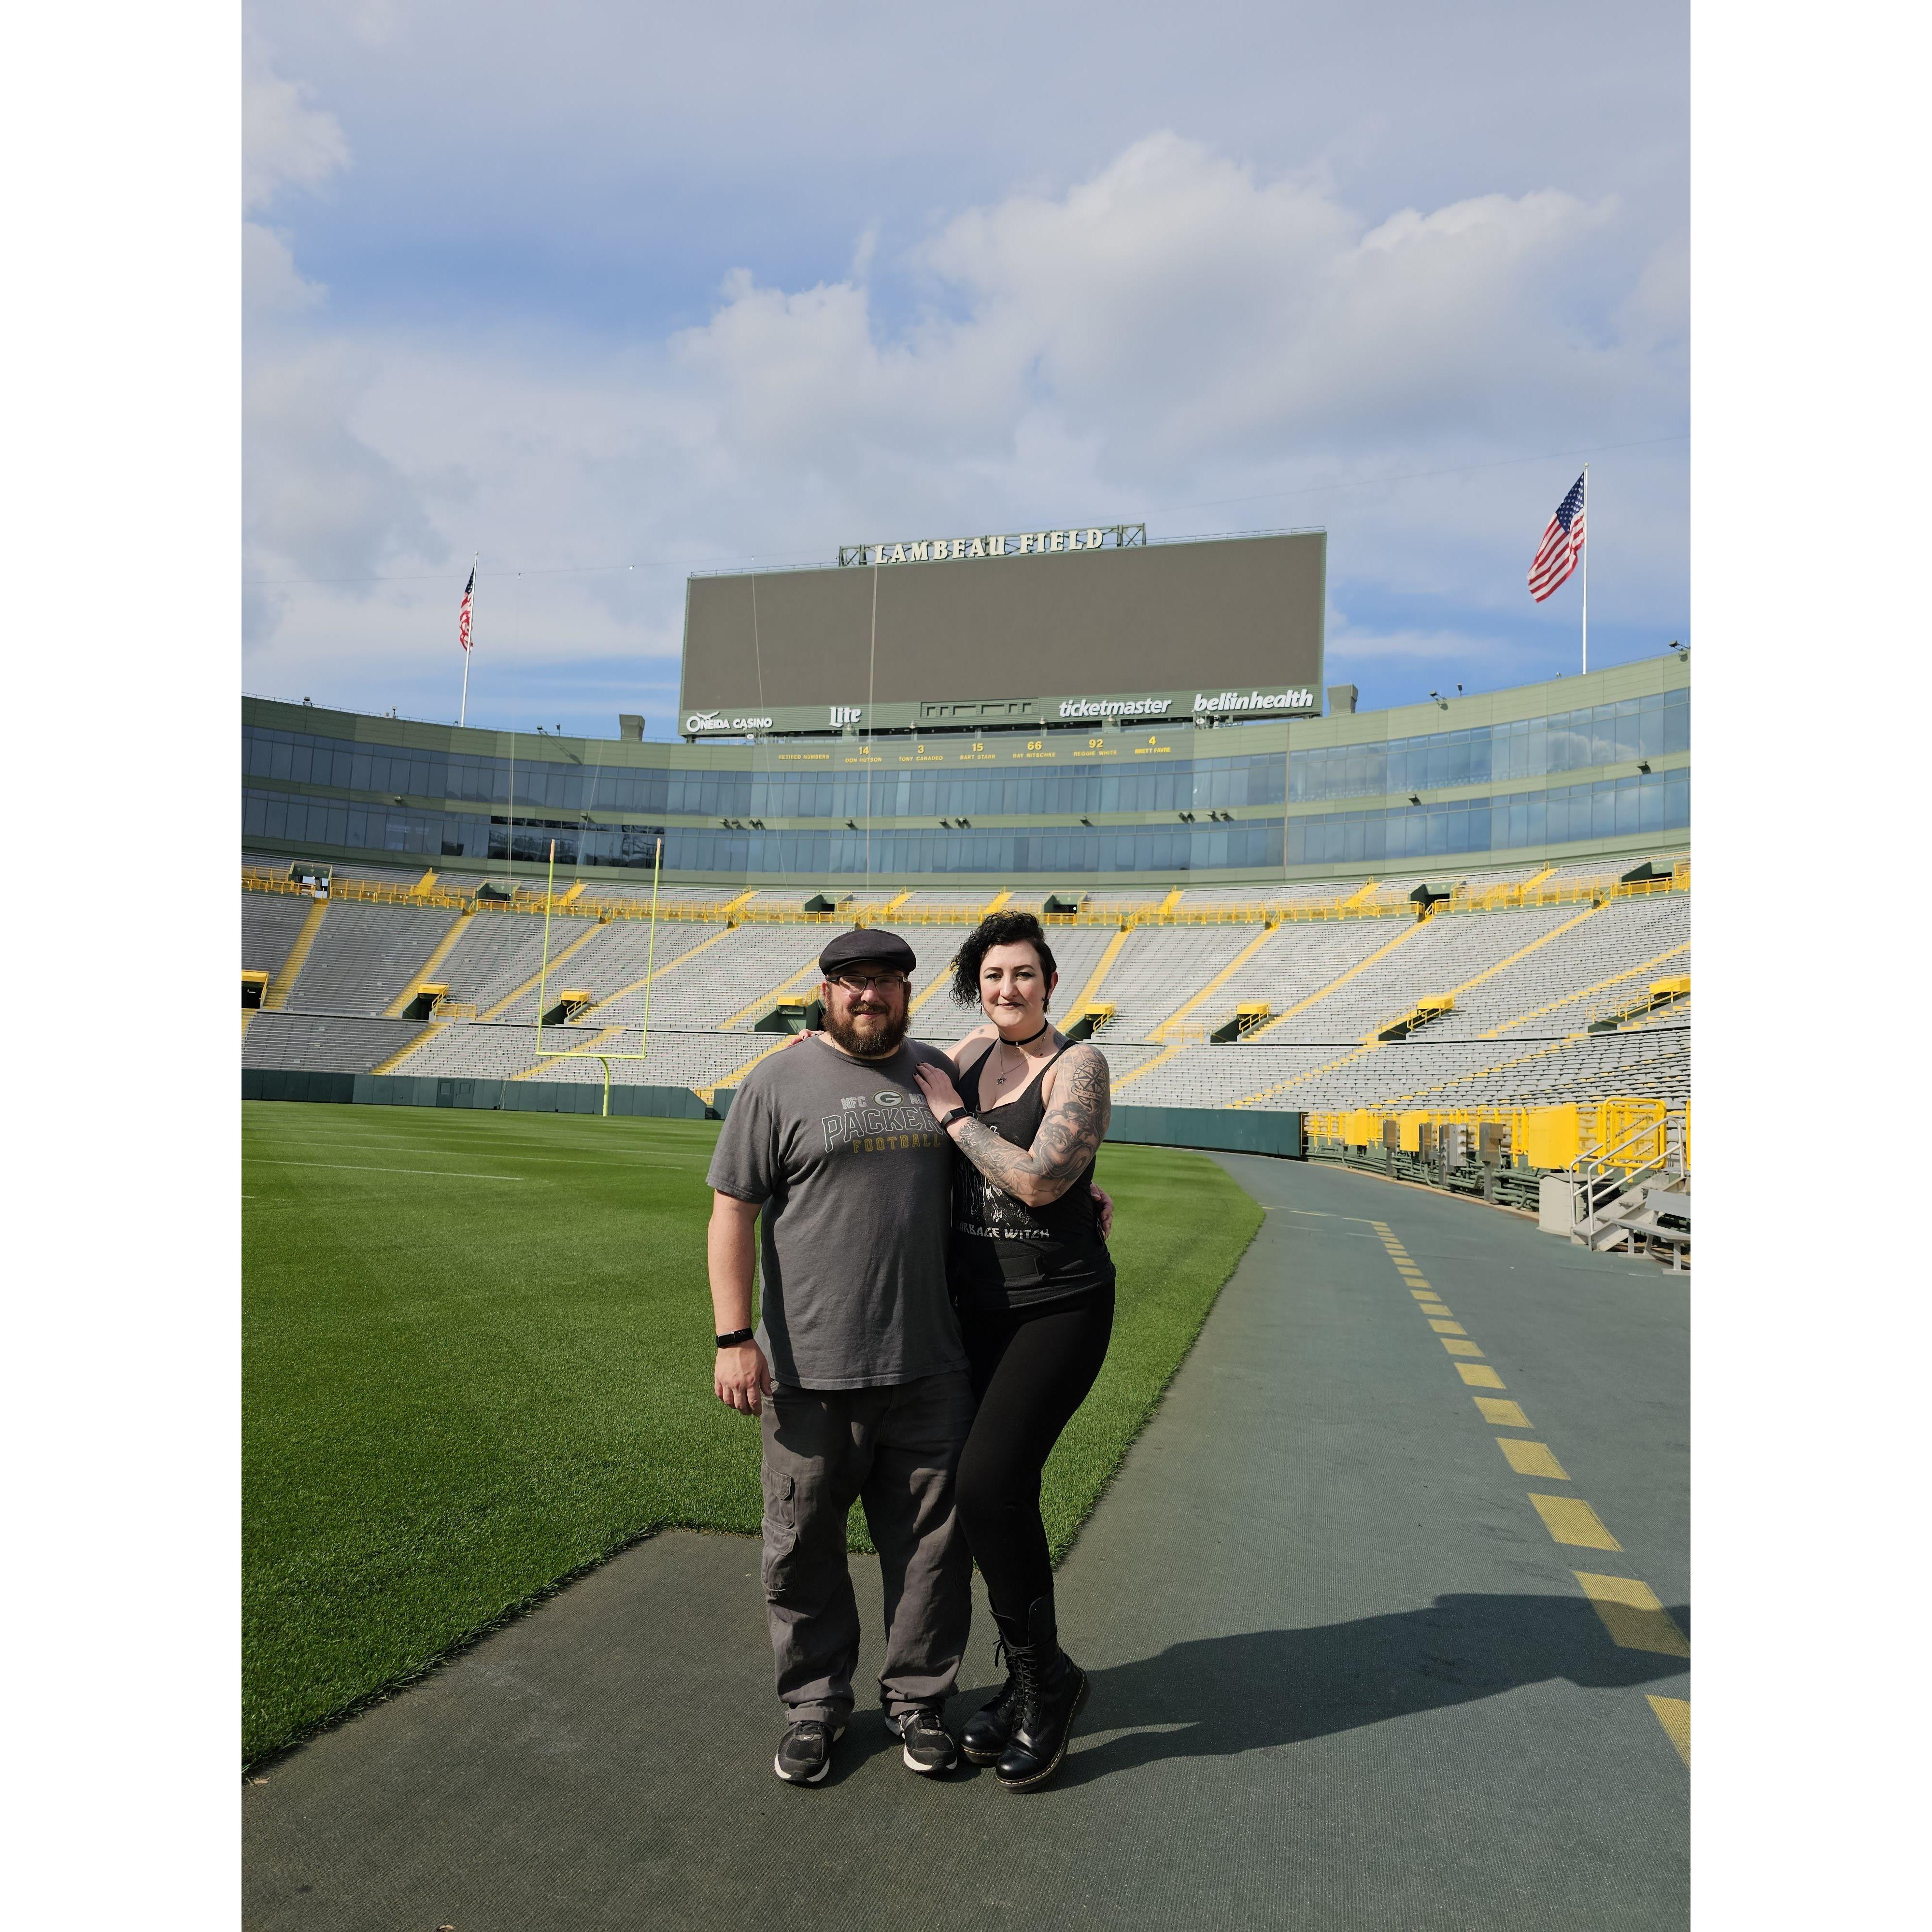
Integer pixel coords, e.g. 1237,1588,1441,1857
1003,1020,1051,1047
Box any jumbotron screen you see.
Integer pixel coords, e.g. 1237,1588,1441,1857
678,527,1324,737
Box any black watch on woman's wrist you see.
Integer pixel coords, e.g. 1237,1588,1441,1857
937,1106,971,1131
715,1328,755,1349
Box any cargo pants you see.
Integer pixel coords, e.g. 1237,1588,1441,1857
759,1369,976,1724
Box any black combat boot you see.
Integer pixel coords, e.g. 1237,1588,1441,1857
993,1594,1089,1791
960,1634,1020,1765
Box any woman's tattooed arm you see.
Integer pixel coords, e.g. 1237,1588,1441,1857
948,1043,1111,1207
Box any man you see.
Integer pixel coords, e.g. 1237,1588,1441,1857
706,929,974,1785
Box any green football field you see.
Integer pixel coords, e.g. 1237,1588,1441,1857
242,1100,1264,1765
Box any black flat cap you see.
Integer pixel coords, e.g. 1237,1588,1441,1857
819,927,917,976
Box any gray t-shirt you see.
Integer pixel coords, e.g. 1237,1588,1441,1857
705,1035,965,1391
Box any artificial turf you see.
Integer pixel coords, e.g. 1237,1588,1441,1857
242,1100,1263,1764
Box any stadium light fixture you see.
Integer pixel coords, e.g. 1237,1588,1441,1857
958,818,972,828
1637,760,1652,774
846,820,858,830
1408,793,1422,806
1080,817,1093,826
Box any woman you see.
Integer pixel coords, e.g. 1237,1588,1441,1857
913,909,1115,1792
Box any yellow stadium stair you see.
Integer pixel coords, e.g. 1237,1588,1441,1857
1481,941,1691,1038
381,910,471,1018
514,1023,625,1080
1373,1033,1587,1109
1227,1039,1381,1110
1355,903,1605,1045
1111,924,1283,1094
720,950,831,1032
1067,926,1132,1028
574,923,740,1023
262,899,328,1009
1242,920,1427,1041
695,1038,794,1108
1342,878,1384,909
1156,886,1185,914
981,890,1011,913
476,922,608,1022
371,1024,443,1076
411,868,439,896
719,888,759,917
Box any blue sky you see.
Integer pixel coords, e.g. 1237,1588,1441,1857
243,0,1687,739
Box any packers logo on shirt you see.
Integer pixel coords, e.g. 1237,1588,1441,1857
821,1091,942,1154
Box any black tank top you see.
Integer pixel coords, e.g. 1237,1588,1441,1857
951,1040,1115,1310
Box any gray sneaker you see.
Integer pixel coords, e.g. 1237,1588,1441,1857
774,1718,846,1785
888,1707,959,1775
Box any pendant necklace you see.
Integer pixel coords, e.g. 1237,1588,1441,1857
1000,1018,1051,1085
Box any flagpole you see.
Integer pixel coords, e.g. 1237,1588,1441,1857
1580,469,1589,676
459,552,476,726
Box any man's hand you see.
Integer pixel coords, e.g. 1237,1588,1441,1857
1090,1182,1115,1240
715,1339,774,1416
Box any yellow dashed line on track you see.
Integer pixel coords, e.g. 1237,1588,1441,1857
1647,1695,1691,1765
1429,1319,1467,1335
1497,1439,1569,1479
1456,1363,1506,1388
1475,1397,1530,1427
1529,1494,1622,1549
1576,1574,1691,1658
1441,1337,1485,1357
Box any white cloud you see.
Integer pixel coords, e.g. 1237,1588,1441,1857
245,342,445,614
243,221,325,313
242,46,349,213
675,135,1660,486
244,129,1686,706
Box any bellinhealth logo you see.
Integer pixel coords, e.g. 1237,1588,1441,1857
1194,689,1315,713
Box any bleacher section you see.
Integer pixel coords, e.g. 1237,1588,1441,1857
284,903,462,1017
240,856,1689,1119
242,1011,434,1074
242,894,317,982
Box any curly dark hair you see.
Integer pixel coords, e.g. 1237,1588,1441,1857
950,909,1059,1009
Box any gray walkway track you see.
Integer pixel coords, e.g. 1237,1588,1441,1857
243,1157,1688,1931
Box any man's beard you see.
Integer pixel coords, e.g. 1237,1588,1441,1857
823,1002,908,1059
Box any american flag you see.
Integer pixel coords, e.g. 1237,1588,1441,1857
1527,474,1586,602
458,567,474,652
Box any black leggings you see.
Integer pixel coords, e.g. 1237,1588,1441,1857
955,1285,1116,1621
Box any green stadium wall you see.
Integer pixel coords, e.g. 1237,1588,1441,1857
242,1072,1302,1156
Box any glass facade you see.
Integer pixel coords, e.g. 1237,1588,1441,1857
245,764,1688,877
242,726,1287,822
1288,688,1688,803
1285,769,1690,866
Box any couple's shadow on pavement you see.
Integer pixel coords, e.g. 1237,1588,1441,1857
918,1592,1689,1789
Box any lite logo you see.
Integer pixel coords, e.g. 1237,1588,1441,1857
829,706,864,726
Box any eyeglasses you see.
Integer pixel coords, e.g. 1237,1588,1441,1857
829,972,909,994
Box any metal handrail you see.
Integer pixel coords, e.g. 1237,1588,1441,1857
241,865,1687,929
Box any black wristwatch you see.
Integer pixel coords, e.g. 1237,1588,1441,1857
715,1328,755,1349
937,1106,972,1131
